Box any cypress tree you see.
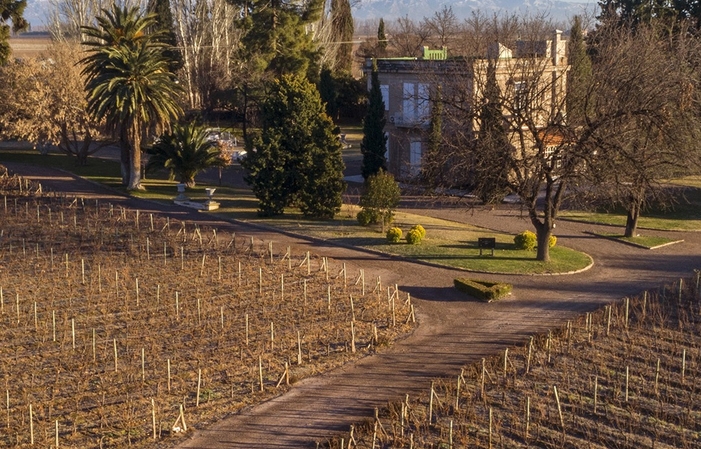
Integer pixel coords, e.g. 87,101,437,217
360,61,388,179
567,16,593,127
377,18,387,53
147,0,183,73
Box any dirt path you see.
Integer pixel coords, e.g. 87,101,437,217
4,162,701,448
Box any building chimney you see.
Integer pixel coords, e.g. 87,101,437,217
552,29,562,66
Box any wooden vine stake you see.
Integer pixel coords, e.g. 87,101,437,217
594,376,598,414
350,321,356,353
29,404,34,445
526,337,533,374
151,398,157,440
553,386,565,437
167,359,171,393
428,382,434,424
297,331,302,365
55,419,59,448
480,358,486,400
655,358,660,395
525,396,530,441
488,407,493,449
196,369,202,407
682,349,686,383
625,366,629,402
259,356,264,392
113,339,118,372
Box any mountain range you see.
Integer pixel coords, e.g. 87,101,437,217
22,0,597,29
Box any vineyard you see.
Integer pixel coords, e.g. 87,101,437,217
0,169,415,448
332,276,701,448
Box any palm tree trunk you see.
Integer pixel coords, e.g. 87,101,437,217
127,125,143,190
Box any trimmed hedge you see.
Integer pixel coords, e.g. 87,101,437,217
453,278,513,302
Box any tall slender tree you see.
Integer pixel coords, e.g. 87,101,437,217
377,17,387,52
360,61,387,179
81,5,183,190
330,0,353,73
0,0,27,64
147,0,182,73
567,16,592,127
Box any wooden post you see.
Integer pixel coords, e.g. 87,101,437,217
167,359,171,393
297,331,302,365
594,376,598,414
141,348,145,382
351,321,356,353
52,310,56,342
625,297,629,329
682,349,686,383
55,419,59,448
176,292,180,321
113,339,118,372
607,305,612,336
71,319,75,350
553,386,564,434
259,356,264,392
488,407,493,449
151,398,157,440
428,382,434,424
526,337,533,374
481,358,486,399
92,329,96,362
525,396,530,440
245,314,249,346
196,369,202,407
625,366,629,402
655,358,660,395
29,404,34,445
503,348,508,378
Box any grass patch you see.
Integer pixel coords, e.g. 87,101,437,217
229,205,592,275
594,233,682,249
560,211,701,232
2,146,591,274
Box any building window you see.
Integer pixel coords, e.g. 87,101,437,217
380,85,389,111
418,83,430,121
410,140,422,176
403,83,415,121
513,81,527,111
544,145,561,169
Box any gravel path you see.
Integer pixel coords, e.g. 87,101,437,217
4,161,701,448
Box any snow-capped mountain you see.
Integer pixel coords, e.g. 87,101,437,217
22,0,598,29
352,0,598,23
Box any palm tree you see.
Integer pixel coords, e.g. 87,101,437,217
81,4,183,190
146,123,228,187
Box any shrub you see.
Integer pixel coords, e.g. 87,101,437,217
359,171,401,229
410,224,426,240
454,278,512,302
549,235,557,248
406,228,423,244
357,209,377,226
386,227,402,243
514,230,537,250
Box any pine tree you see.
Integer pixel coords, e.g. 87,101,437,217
567,16,593,127
232,0,323,80
0,0,27,64
243,75,346,218
318,66,339,119
360,62,387,179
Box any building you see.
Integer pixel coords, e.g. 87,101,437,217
365,30,569,181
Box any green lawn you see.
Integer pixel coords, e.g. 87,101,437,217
2,147,592,275
560,211,701,232
593,233,682,249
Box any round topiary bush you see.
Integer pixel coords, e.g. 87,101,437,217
386,227,403,243
406,228,423,245
410,224,426,240
549,235,557,248
514,230,537,250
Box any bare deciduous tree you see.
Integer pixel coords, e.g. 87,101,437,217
0,41,111,164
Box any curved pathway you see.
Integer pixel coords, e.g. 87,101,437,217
4,162,701,448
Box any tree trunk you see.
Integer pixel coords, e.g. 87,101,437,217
624,206,639,238
120,136,130,186
127,126,143,191
536,227,551,262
